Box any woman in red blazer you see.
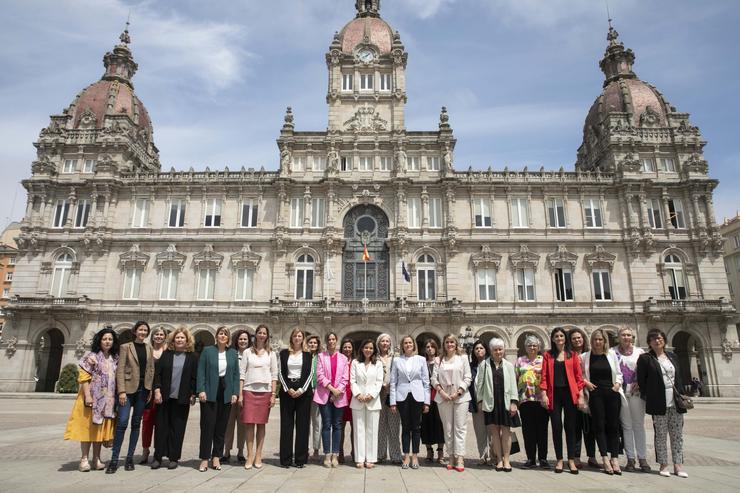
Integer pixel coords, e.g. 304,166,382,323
539,327,585,474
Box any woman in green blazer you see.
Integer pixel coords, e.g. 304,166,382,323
196,327,240,472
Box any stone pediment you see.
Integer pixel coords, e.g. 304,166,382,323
547,244,578,269
193,244,224,270
585,244,616,270
231,244,262,269
155,244,187,269
119,244,149,269
343,104,388,133
471,245,502,270
509,244,539,269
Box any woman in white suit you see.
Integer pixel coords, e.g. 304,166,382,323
432,334,472,472
390,335,431,469
350,339,385,469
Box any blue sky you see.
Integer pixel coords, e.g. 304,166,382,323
1,0,739,230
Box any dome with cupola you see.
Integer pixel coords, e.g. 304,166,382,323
336,0,395,55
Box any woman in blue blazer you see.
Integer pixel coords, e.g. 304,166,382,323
390,335,430,469
196,327,240,472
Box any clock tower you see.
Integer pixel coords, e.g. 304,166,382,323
326,1,407,132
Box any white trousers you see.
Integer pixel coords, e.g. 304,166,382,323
310,401,321,451
353,407,380,464
620,393,647,460
437,400,469,457
471,409,490,460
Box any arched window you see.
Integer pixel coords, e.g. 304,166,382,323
417,254,436,301
51,253,73,297
665,254,687,300
296,254,315,300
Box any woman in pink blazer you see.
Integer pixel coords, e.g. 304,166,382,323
312,332,349,467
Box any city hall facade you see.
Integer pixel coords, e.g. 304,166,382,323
2,1,738,395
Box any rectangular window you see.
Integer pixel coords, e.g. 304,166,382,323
341,156,350,171
8,256,16,266
159,268,179,300
296,269,314,300
429,198,443,228
359,156,373,171
342,73,353,91
647,198,663,229
169,199,186,228
379,156,392,171
555,268,574,301
290,198,304,228
74,200,91,229
380,73,392,91
735,234,740,248
641,158,655,172
658,157,676,172
548,198,566,228
5,272,13,282
477,269,496,301
197,269,216,300
593,270,612,301
408,156,420,171
83,159,95,173
427,156,440,171
417,269,436,300
203,199,221,228
313,156,326,171
668,198,686,229
62,159,77,173
407,198,421,228
311,198,326,228
474,198,492,227
122,268,142,300
1,288,9,299
516,268,536,301
293,156,305,172
235,268,254,301
511,198,529,228
241,199,258,228
52,200,70,228
360,73,373,90
584,198,603,228
668,267,687,300
131,198,148,228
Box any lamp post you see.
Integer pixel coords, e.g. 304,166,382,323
460,326,475,357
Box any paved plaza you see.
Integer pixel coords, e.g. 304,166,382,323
0,395,739,492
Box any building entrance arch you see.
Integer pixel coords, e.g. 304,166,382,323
35,328,65,392
194,330,215,355
672,330,707,396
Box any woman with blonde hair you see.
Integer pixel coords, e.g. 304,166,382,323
615,326,649,472
278,328,314,468
432,334,472,472
376,333,402,464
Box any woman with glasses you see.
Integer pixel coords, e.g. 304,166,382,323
515,335,548,469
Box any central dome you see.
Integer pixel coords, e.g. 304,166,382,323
338,16,394,55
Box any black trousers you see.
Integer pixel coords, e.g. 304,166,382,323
279,382,313,466
397,394,423,454
551,386,579,460
589,388,621,458
574,411,596,458
199,377,232,460
520,401,548,462
154,398,190,461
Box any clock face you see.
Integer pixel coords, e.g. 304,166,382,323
358,49,375,63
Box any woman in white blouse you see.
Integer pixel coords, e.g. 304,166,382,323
432,334,472,472
238,324,278,469
350,338,385,469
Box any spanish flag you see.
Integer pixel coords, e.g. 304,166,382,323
362,243,370,262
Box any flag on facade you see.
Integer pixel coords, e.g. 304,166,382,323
363,243,370,262
402,261,411,282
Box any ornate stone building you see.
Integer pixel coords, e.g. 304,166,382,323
2,2,738,395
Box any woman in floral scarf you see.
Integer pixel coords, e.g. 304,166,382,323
64,327,120,472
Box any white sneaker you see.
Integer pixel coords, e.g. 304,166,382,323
659,469,671,477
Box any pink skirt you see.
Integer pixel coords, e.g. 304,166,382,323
241,390,272,424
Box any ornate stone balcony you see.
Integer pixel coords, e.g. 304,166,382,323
643,297,735,315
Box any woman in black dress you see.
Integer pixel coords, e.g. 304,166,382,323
421,338,445,463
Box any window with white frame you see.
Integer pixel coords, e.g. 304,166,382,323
665,254,687,300
169,199,186,228
1,288,8,299
735,234,740,249
293,156,305,172
592,270,612,301
313,155,326,171
203,199,221,228
407,198,421,228
5,272,13,282
197,268,217,300
359,156,373,171
159,268,179,300
62,159,77,173
51,253,73,297
311,197,326,228
290,198,304,228
360,73,373,90
379,156,392,171
584,198,603,228
647,198,663,229
516,268,535,301
295,254,314,300
342,73,353,91
52,200,70,228
548,198,566,228
477,269,496,301
8,256,16,266
474,198,492,227
658,157,676,172
241,199,258,228
122,267,142,300
408,156,420,171
427,156,440,171
641,157,656,172
554,268,574,301
83,159,95,173
429,198,443,228
511,198,529,228
131,198,149,228
341,156,350,171
668,198,686,228
380,73,392,91
74,200,90,228
417,254,436,301
235,268,254,301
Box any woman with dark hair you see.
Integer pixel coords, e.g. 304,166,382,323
313,332,350,467
515,335,549,469
223,329,251,463
637,328,688,478
139,326,167,465
151,327,198,470
278,328,314,468
569,327,597,470
469,339,490,465
306,334,322,461
421,338,445,463
64,327,119,472
108,320,154,473
197,326,240,472
339,338,356,463
539,327,585,474
350,338,384,468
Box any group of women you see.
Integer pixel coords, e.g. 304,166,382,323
64,324,690,479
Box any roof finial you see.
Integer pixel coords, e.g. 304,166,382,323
604,0,619,46
119,13,131,45
355,0,380,18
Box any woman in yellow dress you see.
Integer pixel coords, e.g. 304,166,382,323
64,327,119,471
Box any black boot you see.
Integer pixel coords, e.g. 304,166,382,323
124,457,135,471
105,460,118,474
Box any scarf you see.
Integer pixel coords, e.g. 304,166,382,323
79,351,118,424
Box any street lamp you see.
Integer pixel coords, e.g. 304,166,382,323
460,325,475,357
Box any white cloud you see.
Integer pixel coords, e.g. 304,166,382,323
479,0,638,28
401,0,457,19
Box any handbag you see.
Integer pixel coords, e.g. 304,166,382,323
510,432,521,455
383,354,395,407
658,355,694,411
578,391,590,414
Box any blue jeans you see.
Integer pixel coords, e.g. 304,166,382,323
319,402,343,454
111,384,149,461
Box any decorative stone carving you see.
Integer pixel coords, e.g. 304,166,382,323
156,244,187,269
547,244,578,269
4,336,18,358
75,338,88,358
585,245,617,270
280,147,292,174
230,244,262,269
471,245,502,270
193,244,224,270
31,155,57,176
119,244,149,269
439,106,450,130
619,153,641,173
639,105,661,127
684,153,708,174
78,107,97,128
282,106,294,130
509,245,539,269
343,104,388,133
721,338,733,362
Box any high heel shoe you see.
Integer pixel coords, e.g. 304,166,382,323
568,460,579,474
611,459,622,475
139,449,150,465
